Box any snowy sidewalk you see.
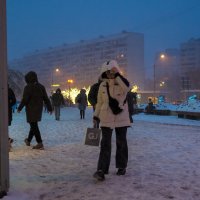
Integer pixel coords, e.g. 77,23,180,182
5,107,200,200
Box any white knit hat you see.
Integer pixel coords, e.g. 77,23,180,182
100,60,120,74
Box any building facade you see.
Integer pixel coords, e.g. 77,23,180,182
9,31,144,92
151,38,200,102
180,38,200,92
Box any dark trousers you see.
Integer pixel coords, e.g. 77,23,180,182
28,122,42,143
80,110,85,119
97,127,128,173
54,106,61,120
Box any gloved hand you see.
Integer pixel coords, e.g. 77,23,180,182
93,116,100,128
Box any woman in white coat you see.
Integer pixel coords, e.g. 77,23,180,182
93,60,131,181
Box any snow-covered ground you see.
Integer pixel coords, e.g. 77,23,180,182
5,107,200,200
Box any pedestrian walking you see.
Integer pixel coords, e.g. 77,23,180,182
17,71,52,150
93,60,131,181
126,90,137,123
8,85,16,150
51,88,65,120
75,89,88,119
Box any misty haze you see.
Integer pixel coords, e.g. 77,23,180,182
0,0,200,200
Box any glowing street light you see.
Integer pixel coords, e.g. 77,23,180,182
51,84,60,87
51,67,61,90
159,81,165,87
67,79,74,106
67,79,73,84
131,85,139,92
160,54,165,59
153,53,166,103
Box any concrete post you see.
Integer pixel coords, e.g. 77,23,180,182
0,0,9,197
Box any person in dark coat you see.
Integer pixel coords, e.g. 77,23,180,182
8,85,16,126
145,98,155,114
51,88,65,120
75,89,88,119
17,71,52,150
8,85,16,149
126,91,137,123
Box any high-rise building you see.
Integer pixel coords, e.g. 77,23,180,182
9,31,144,92
180,38,200,91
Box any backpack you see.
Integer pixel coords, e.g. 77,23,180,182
88,82,101,106
75,94,81,104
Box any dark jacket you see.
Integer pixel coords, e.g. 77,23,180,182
18,71,52,122
75,89,88,110
126,91,137,115
8,87,16,126
51,88,65,107
145,100,155,113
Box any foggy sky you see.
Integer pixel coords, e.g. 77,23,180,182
7,0,200,74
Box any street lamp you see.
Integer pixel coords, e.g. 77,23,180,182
153,53,166,103
160,81,165,87
67,79,73,106
52,68,60,84
153,63,156,103
160,54,165,59
51,68,60,91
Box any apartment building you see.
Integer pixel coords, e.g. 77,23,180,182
9,31,144,92
180,38,200,90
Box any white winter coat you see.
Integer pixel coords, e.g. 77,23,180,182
94,75,131,129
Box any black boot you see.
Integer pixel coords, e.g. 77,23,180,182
116,168,126,175
32,143,44,150
93,170,105,181
0,191,7,198
24,138,30,146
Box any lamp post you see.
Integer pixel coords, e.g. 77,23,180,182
153,63,156,104
159,54,167,100
153,53,166,103
51,68,60,91
67,79,73,106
